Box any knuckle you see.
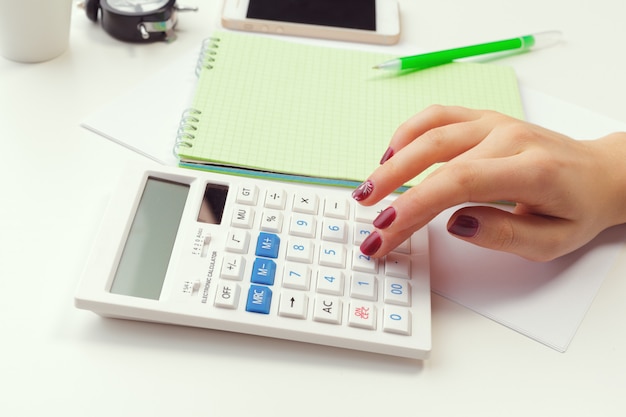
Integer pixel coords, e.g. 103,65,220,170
422,104,449,119
442,162,480,198
490,217,518,251
381,154,404,179
490,219,565,262
396,104,448,136
493,118,542,149
420,127,448,150
525,152,561,185
498,119,531,138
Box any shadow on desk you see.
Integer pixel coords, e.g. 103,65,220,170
74,313,425,373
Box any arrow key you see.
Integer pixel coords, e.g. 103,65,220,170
278,290,308,319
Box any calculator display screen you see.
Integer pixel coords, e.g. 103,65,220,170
110,178,190,300
198,183,229,224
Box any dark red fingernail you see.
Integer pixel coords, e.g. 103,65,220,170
379,147,394,164
352,179,374,201
373,206,396,229
360,231,382,256
448,215,479,237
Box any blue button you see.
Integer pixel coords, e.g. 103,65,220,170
251,258,277,285
255,232,280,258
246,285,272,314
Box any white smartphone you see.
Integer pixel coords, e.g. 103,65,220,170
221,0,401,45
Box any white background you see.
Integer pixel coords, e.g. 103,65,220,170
1,1,625,415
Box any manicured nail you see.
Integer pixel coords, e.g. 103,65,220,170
373,206,396,229
448,215,479,237
352,179,374,201
360,231,382,256
379,147,394,164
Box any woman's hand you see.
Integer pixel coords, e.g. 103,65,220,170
352,105,626,262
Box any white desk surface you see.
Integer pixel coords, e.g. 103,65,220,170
2,1,626,415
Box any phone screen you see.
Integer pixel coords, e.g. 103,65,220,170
246,0,376,31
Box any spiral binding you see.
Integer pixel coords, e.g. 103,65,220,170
173,108,202,157
173,36,221,159
194,37,220,77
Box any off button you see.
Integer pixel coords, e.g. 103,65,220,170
214,282,241,309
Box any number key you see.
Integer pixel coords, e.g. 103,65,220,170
319,242,346,268
316,268,344,295
350,274,378,301
321,220,348,243
289,214,316,238
383,278,411,306
282,262,311,290
286,238,314,263
352,251,378,274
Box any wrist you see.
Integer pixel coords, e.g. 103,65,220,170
595,132,626,226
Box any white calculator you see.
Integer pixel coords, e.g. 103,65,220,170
75,165,431,359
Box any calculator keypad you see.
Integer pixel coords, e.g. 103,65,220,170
214,183,417,336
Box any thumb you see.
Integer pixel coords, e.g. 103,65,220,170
446,206,573,262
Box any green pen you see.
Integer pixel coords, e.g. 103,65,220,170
373,30,563,71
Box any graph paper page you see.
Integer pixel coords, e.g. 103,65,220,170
177,31,525,186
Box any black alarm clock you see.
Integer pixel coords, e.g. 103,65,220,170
84,0,197,43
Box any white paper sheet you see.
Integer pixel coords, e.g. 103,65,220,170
81,49,198,166
430,207,626,352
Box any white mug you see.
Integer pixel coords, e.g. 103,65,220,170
0,0,73,63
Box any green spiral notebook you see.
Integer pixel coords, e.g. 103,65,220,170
175,31,525,188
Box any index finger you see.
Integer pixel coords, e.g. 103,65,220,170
354,107,495,205
384,105,486,162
